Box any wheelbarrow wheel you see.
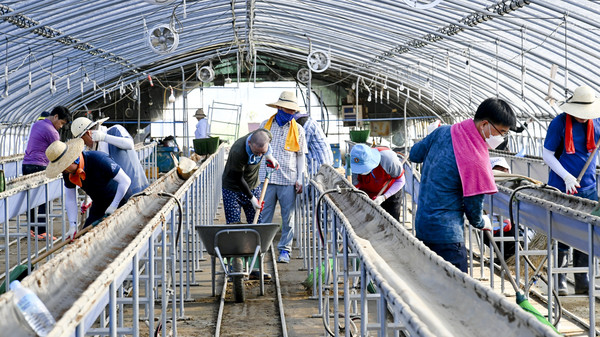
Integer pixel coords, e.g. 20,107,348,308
232,257,245,303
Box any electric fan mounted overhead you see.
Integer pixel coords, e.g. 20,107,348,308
198,65,215,83
307,50,330,73
148,24,179,54
297,68,310,83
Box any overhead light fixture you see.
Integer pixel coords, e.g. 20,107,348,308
168,86,176,103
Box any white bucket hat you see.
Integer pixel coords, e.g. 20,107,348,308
490,157,510,173
45,138,85,178
71,116,109,138
266,91,304,112
559,85,600,119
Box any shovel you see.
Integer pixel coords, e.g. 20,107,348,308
573,140,600,216
484,230,560,334
252,168,274,224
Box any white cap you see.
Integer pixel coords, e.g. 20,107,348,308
427,119,442,134
490,157,510,173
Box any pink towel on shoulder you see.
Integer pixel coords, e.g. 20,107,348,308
450,119,497,197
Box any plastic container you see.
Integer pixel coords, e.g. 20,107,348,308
10,280,56,336
349,130,370,143
193,137,220,155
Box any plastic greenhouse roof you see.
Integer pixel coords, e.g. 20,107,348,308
1,0,600,124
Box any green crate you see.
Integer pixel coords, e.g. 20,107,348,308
349,130,370,143
193,137,220,155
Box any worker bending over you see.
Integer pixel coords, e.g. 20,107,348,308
45,139,131,240
410,98,516,272
350,144,405,220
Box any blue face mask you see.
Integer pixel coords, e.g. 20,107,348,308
245,137,262,165
274,109,294,127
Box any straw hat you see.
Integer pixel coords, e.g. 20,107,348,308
350,144,381,174
266,91,304,112
71,116,109,138
559,85,600,119
194,108,206,118
45,139,85,178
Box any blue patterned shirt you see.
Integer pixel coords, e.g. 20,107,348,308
409,126,486,244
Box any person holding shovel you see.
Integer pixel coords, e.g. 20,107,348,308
350,144,406,220
259,91,308,264
542,84,600,295
409,98,515,272
222,128,279,225
45,138,131,241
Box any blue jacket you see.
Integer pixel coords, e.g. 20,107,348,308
409,126,486,244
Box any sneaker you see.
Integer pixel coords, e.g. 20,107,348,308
249,270,272,280
39,232,57,241
278,250,290,263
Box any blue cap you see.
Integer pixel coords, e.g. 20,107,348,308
350,144,381,174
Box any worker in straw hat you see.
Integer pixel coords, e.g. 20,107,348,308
45,138,131,241
542,84,600,295
258,90,307,263
71,116,148,206
194,108,209,139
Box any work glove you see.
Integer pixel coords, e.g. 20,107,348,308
250,196,262,210
295,180,303,194
479,215,493,231
80,201,92,214
105,204,117,215
66,221,78,241
563,174,580,195
91,130,106,142
265,154,280,170
373,195,386,205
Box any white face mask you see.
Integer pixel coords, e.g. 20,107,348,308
484,124,505,149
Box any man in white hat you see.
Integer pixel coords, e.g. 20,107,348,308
542,84,600,295
45,139,131,240
194,108,209,139
71,116,149,206
259,91,308,263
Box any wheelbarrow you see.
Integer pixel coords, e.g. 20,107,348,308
195,223,279,302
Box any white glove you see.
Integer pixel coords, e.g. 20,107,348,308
480,215,493,231
66,221,78,241
105,205,117,215
374,195,386,205
563,174,580,195
91,130,106,142
250,196,261,210
264,154,280,170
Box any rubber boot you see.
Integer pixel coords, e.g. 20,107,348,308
573,249,589,295
556,249,569,296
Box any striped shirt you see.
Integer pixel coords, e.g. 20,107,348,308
301,117,333,175
259,118,307,185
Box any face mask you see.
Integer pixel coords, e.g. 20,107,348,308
484,124,505,149
274,109,294,126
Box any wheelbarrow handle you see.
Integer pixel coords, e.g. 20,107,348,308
252,169,273,224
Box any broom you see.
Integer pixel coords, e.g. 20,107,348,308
484,230,561,334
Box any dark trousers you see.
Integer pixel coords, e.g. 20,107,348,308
22,164,47,233
381,192,403,220
423,241,468,273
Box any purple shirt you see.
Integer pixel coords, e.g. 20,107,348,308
23,119,60,166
